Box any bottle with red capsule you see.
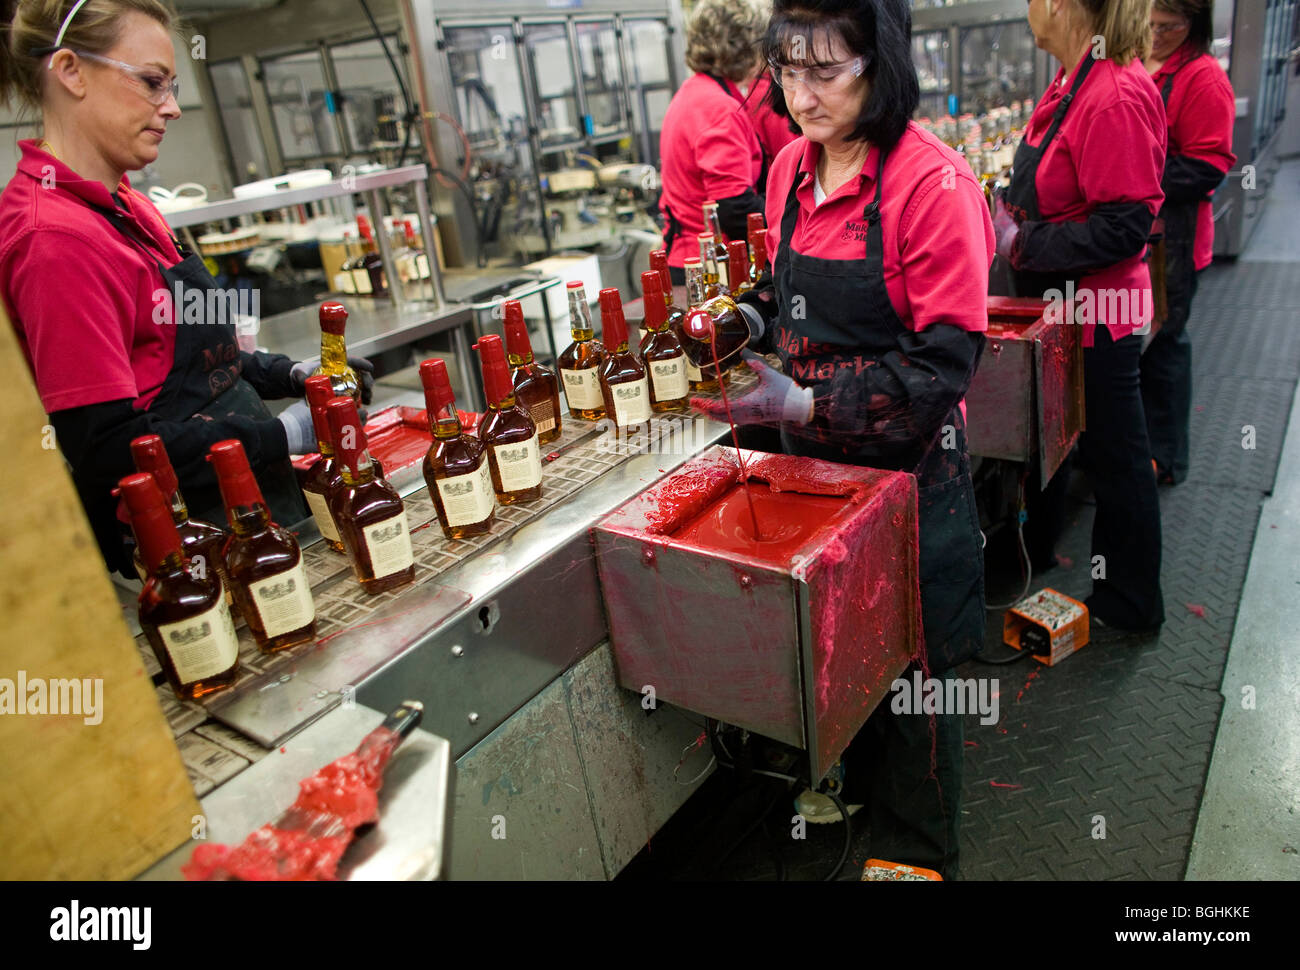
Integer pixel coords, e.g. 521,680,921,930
298,375,346,553
208,439,316,653
324,396,416,594
597,287,653,431
727,239,752,296
420,358,496,539
557,281,606,420
697,231,725,299
638,271,690,413
747,212,767,287
126,434,228,591
121,472,240,700
502,299,562,444
312,301,362,404
476,334,544,504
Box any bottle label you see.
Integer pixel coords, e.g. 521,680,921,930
685,357,703,383
528,399,557,436
611,377,653,426
649,358,689,402
249,559,315,639
156,597,239,685
494,433,542,493
304,489,341,544
437,459,496,528
350,267,374,295
362,508,414,579
562,366,603,410
333,270,355,295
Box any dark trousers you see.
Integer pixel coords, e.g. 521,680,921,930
1141,268,1199,482
840,665,965,880
1025,328,1165,629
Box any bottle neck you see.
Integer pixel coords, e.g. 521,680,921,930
686,274,706,307
146,549,188,579
488,388,519,412
316,438,335,458
227,502,273,537
320,331,348,370
164,487,188,524
339,459,376,487
506,349,535,367
431,403,463,440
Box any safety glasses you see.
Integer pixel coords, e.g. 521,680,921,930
1149,20,1190,35
51,49,180,106
767,55,867,95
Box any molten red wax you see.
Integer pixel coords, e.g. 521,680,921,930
672,485,845,563
707,322,762,539
182,726,401,881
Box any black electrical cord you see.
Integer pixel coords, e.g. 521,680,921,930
357,0,414,168
823,791,854,881
974,647,1034,665
710,783,786,879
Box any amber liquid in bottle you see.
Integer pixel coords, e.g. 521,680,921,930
557,281,607,420
123,473,240,700
638,270,690,414
683,259,733,387
703,201,730,291
727,239,753,297
420,358,495,540
313,301,362,405
325,397,416,595
698,232,726,300
299,375,346,553
210,440,316,653
503,299,562,444
596,288,653,431
477,334,544,504
649,249,714,393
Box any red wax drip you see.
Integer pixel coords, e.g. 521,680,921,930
708,325,762,541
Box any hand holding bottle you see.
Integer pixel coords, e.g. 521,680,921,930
291,355,375,403
690,351,813,428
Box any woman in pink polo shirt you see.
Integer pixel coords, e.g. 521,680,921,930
1142,0,1236,484
995,0,1167,635
0,0,366,576
695,0,994,880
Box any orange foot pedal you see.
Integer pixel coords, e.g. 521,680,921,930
862,859,943,881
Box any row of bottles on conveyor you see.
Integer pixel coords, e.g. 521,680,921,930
331,213,432,297
557,203,768,428
915,101,1034,206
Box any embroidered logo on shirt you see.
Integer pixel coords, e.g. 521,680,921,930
840,219,870,242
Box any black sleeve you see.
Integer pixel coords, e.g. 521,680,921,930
816,323,985,451
238,350,298,400
735,269,778,355
715,190,765,242
1012,201,1156,275
1162,155,1228,206
50,398,289,573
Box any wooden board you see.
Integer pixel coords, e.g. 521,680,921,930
0,304,199,879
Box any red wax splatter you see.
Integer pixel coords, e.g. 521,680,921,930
1186,603,1207,619
546,452,561,462
707,325,761,539
964,741,979,748
1195,406,1205,412
184,726,403,881
990,781,1022,790
1056,554,1074,568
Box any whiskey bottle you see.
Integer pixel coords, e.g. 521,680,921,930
298,375,346,553
334,231,358,294
120,472,239,701
727,240,752,296
747,228,767,287
697,231,725,298
420,358,495,540
681,280,752,377
127,434,228,592
639,271,690,414
208,439,316,653
503,299,562,444
556,281,606,421
476,334,544,504
683,258,731,386
597,287,653,432
351,214,386,298
312,301,362,405
702,200,730,289
324,396,416,595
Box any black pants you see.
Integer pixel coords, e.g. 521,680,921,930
1025,328,1165,629
1141,268,1199,482
840,665,965,880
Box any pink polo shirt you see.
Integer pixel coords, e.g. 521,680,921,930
0,140,182,413
764,123,995,336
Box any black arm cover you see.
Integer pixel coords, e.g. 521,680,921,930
50,398,289,573
1013,201,1156,275
735,269,778,355
1162,154,1228,206
715,190,765,242
238,350,298,399
817,323,985,454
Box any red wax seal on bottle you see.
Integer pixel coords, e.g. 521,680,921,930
502,300,532,358
208,439,266,510
119,472,184,569
303,375,336,448
641,272,666,329
324,396,369,475
599,288,628,347
319,301,348,336
684,309,713,341
474,334,512,407
419,358,455,413
130,434,179,498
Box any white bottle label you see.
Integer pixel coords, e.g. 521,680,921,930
436,459,496,528
685,357,703,383
248,559,315,639
304,489,341,544
156,597,239,685
361,508,414,580
494,433,543,493
649,357,689,402
562,366,604,410
528,399,557,436
610,377,653,426
350,267,374,295
333,270,355,294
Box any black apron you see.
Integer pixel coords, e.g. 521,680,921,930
770,149,985,672
97,205,307,530
1153,59,1202,336
1003,53,1097,300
